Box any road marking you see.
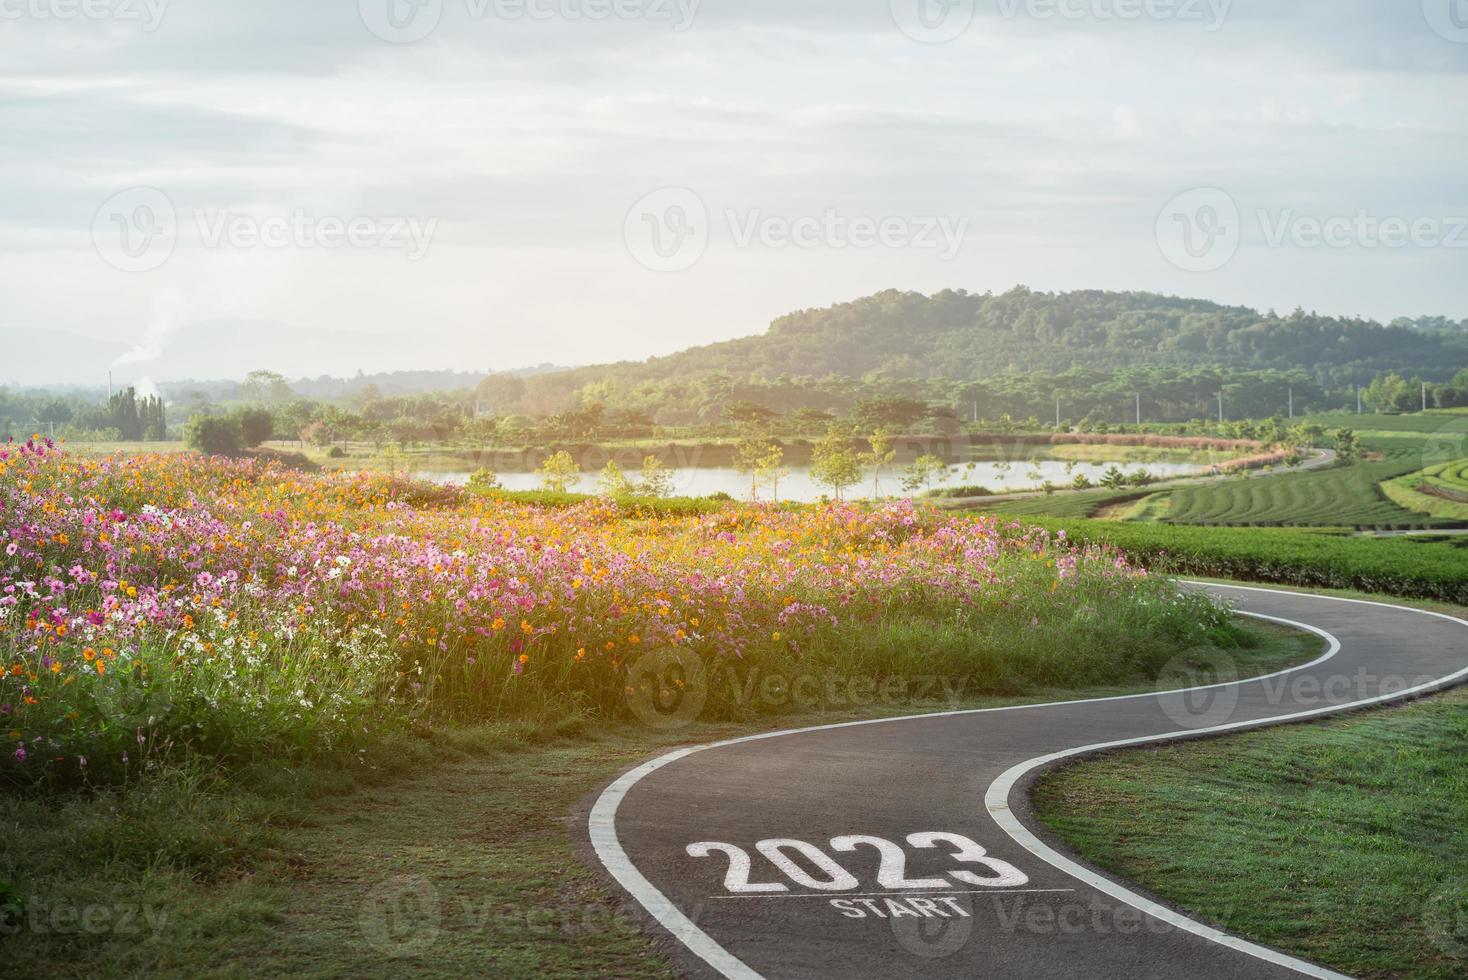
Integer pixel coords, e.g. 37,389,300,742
589,585,1468,980
708,888,1076,900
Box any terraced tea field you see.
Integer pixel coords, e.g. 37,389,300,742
1383,458,1468,521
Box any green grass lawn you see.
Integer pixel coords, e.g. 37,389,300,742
1,620,1317,980
1035,686,1468,979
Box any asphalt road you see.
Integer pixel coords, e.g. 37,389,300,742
584,584,1468,980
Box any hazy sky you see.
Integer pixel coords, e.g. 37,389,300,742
3,0,1467,378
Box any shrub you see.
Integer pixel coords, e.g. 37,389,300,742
184,416,244,456
234,409,274,448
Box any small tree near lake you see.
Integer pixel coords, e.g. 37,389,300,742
811,428,862,501
537,451,581,493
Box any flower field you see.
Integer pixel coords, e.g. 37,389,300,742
1,439,1230,784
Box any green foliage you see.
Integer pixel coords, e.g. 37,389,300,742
1165,451,1453,530
467,468,501,493
809,428,862,500
1027,518,1468,604
902,454,950,493
1382,460,1468,521
597,461,632,498
233,408,274,448
184,416,243,456
535,450,581,493
639,455,676,499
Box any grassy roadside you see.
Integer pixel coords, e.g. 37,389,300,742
1034,686,1468,979
1,619,1318,980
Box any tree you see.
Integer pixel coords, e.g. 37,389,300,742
234,408,274,448
537,451,581,493
468,468,501,493
1335,429,1362,462
901,455,949,494
242,370,294,405
1364,373,1415,414
597,461,632,498
756,443,788,503
862,427,897,498
724,401,778,427
810,428,862,501
300,422,335,450
734,427,781,501
185,416,243,456
1100,465,1128,490
640,455,676,499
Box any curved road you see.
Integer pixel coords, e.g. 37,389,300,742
584,584,1468,980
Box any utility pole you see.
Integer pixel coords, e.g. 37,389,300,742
1423,381,1430,414
1288,386,1294,420
1135,393,1142,428
1055,395,1061,430
1356,386,1362,414
1218,391,1224,425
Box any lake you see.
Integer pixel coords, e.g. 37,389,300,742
412,458,1204,502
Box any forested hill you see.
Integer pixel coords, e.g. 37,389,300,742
541,288,1467,389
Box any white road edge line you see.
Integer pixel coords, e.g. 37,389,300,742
588,584,1468,980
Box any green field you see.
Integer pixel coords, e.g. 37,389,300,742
1384,459,1468,522
1023,518,1468,605
1164,443,1446,530
1036,686,1468,979
981,418,1468,531
2,623,1319,980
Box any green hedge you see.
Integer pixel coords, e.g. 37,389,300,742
1023,518,1468,606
